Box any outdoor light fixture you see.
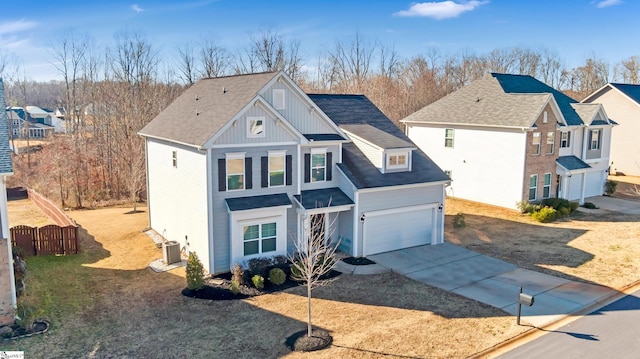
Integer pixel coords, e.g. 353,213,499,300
438,203,443,211
360,214,366,222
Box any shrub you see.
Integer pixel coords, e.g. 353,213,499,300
605,180,618,195
531,206,558,223
290,261,303,281
541,198,576,215
230,280,240,295
186,252,205,291
583,202,598,209
252,274,265,289
248,257,273,277
268,267,286,286
517,201,541,214
570,201,579,212
272,255,289,268
231,263,245,286
453,212,466,228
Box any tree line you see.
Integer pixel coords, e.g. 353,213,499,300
1,29,639,208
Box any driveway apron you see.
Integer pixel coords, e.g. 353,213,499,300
368,243,615,327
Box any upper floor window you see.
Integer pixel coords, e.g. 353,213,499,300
532,132,541,155
310,149,326,182
273,89,285,110
226,153,245,191
589,129,600,150
386,151,409,170
444,128,454,148
546,132,555,154
529,174,538,201
560,131,571,148
268,151,285,187
172,151,177,168
247,117,265,138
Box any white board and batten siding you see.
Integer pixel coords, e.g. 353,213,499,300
407,124,527,209
357,184,444,257
211,105,299,146
147,139,211,271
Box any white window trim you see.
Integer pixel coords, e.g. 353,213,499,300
546,132,555,154
529,174,538,201
386,150,410,170
226,152,246,191
242,221,278,257
273,89,285,110
444,128,454,148
268,150,287,188
543,173,552,199
310,147,327,183
247,116,265,138
590,129,600,150
532,132,541,155
560,131,570,148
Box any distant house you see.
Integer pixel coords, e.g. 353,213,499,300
26,106,65,133
0,79,16,325
139,71,449,274
402,73,615,209
582,83,640,176
5,106,55,138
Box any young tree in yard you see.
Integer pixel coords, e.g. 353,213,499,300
289,211,340,341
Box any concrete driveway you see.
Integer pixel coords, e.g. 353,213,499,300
368,243,615,327
584,196,640,215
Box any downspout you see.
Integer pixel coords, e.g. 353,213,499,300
206,147,215,273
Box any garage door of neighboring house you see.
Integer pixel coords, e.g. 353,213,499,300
363,204,436,256
584,171,604,198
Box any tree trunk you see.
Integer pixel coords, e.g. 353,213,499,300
307,282,312,337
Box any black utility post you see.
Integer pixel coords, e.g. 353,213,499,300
517,286,535,325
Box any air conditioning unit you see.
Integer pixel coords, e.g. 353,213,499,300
163,241,181,265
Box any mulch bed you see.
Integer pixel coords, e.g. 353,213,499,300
286,329,332,352
341,256,376,266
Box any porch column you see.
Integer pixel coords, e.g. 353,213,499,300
580,172,587,205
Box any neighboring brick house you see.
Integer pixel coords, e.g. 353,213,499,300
583,83,640,176
401,73,615,209
0,79,16,325
139,71,449,274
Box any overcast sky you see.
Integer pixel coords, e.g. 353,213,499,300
1,0,637,81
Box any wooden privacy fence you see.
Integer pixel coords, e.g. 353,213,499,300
11,224,78,256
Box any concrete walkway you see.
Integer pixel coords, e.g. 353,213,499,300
366,243,615,327
584,195,640,215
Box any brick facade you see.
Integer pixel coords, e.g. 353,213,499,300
523,103,560,202
0,238,15,325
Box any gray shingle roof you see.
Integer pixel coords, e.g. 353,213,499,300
0,79,14,174
557,156,591,171
294,188,354,210
340,124,414,149
402,73,590,128
225,193,292,211
139,72,278,147
303,134,346,141
571,103,601,126
308,94,449,189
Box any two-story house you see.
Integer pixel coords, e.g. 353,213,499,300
582,83,640,176
0,79,17,326
139,72,449,274
401,73,614,209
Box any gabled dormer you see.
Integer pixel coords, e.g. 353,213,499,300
339,124,416,174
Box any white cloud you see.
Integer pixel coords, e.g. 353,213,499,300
596,0,622,8
131,4,145,13
0,20,37,36
394,1,487,19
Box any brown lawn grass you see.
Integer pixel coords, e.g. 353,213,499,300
8,199,56,227
3,196,640,358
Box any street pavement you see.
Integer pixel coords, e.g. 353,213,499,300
496,288,640,359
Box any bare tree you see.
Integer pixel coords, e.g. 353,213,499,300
200,38,229,78
614,56,640,84
289,211,340,339
177,42,198,85
566,56,610,100
327,32,376,92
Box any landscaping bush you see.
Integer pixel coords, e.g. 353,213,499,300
583,202,598,209
516,201,541,214
252,274,265,290
453,212,466,228
272,255,290,269
231,263,245,286
268,267,286,286
541,198,576,215
248,257,274,278
531,206,558,223
605,180,618,195
186,252,205,291
290,261,303,281
230,280,240,295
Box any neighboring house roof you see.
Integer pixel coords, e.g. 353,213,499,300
294,188,354,210
401,73,597,128
340,124,415,149
557,156,591,171
225,193,292,212
308,94,449,189
609,83,640,104
0,79,14,174
140,72,278,147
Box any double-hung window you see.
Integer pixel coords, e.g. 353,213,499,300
226,153,245,191
268,151,285,187
590,129,600,150
543,173,552,199
546,132,555,154
444,128,454,148
311,148,326,182
532,132,541,155
529,174,538,201
560,131,570,148
243,222,277,256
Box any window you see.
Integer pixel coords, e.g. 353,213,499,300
386,151,409,170
243,222,276,256
247,117,265,138
560,131,571,148
172,151,177,168
546,132,555,154
268,152,285,187
311,149,326,182
589,129,600,150
273,89,285,110
529,174,538,201
444,128,454,148
226,154,245,191
543,111,548,124
543,173,552,199
532,132,541,155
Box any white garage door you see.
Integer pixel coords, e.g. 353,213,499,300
585,171,604,198
363,204,435,256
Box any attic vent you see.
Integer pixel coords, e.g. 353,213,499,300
195,95,199,101
223,87,228,94
476,97,481,102
196,108,199,116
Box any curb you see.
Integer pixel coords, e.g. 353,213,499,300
469,279,640,358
